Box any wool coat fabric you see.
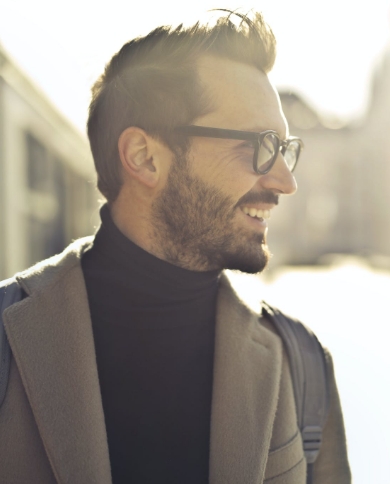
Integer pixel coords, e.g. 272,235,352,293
0,237,351,484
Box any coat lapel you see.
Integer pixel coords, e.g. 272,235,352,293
209,273,283,484
3,238,112,484
3,238,282,484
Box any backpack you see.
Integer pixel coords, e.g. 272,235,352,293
0,282,329,484
261,302,330,483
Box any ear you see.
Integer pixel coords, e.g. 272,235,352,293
118,127,161,188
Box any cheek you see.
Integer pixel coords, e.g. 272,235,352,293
216,166,259,203
190,148,226,182
190,146,258,198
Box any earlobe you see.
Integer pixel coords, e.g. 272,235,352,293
118,127,159,188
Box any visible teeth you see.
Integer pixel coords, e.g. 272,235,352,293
242,206,271,219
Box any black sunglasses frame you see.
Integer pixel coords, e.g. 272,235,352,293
175,125,303,175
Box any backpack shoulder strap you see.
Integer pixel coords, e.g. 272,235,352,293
261,301,330,480
0,279,22,408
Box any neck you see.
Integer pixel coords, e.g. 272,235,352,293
93,204,220,293
110,192,153,255
110,196,220,273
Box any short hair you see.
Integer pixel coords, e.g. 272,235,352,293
87,10,276,202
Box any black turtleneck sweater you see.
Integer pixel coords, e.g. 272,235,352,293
81,205,219,484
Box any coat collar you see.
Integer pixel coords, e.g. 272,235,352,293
3,238,283,484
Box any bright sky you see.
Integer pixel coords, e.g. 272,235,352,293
0,0,389,134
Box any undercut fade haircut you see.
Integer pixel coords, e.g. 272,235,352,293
87,10,277,202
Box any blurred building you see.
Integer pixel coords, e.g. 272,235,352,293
0,45,99,280
269,46,390,267
1,41,389,275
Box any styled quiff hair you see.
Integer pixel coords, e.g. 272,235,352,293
87,10,276,202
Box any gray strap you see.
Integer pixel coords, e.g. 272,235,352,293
261,302,330,470
0,280,22,407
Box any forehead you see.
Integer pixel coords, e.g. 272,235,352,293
195,55,287,137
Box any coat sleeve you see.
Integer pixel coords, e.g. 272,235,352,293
312,348,352,484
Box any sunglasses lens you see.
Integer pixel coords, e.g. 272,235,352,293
257,133,279,173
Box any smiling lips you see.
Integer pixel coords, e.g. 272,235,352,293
242,206,271,220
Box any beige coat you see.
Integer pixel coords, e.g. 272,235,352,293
0,238,351,484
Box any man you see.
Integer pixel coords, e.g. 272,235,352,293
0,10,350,484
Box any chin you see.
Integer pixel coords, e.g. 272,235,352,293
222,243,271,274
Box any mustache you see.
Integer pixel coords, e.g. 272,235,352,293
236,191,279,207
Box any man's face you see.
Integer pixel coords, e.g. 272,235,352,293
151,55,297,273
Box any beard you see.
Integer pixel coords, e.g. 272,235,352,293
151,152,275,273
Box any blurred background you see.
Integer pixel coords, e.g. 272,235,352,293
0,0,389,481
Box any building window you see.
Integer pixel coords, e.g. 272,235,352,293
25,132,67,264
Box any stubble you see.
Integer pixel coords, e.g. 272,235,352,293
151,153,272,273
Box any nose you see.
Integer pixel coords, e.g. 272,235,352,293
258,152,297,195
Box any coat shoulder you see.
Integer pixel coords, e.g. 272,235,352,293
13,236,95,297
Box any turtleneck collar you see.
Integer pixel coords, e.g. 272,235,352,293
90,204,220,302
